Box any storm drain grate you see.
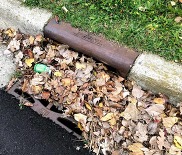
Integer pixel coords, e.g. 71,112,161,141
8,81,82,139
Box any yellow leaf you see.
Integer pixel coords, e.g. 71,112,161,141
162,117,178,128
85,102,92,111
109,117,116,126
54,71,62,77
29,36,35,44
153,98,165,104
78,122,84,131
100,113,114,121
25,58,34,67
4,28,16,37
174,136,182,150
128,143,144,155
99,102,103,108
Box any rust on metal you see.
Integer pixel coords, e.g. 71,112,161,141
8,81,82,139
44,18,139,77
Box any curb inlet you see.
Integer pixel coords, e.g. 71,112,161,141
8,81,82,139
44,18,139,78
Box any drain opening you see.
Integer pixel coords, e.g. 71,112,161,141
57,117,82,136
38,99,49,107
50,105,66,114
14,89,35,103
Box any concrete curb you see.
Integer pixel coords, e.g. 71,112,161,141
0,0,181,104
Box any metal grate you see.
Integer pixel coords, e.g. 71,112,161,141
8,81,82,139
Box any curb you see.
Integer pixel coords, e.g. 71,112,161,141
0,0,182,104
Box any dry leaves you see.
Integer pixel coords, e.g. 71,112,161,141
2,28,182,155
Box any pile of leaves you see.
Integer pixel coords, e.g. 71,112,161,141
1,28,182,155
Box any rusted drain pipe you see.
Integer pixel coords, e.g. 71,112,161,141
44,18,139,78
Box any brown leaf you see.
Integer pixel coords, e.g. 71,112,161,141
112,150,120,155
94,108,103,118
42,91,51,100
6,78,17,91
22,79,29,92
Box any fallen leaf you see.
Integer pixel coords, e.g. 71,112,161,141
85,102,92,111
42,91,51,100
77,122,84,131
15,51,23,62
22,79,29,92
8,38,20,52
101,113,114,121
61,78,71,87
128,143,144,155
94,108,103,118
121,102,139,120
76,62,86,69
27,49,34,58
5,78,17,91
153,98,165,104
54,71,62,77
132,85,144,98
157,129,165,150
145,104,165,116
134,122,148,142
147,121,158,135
74,113,87,124
29,36,35,44
109,117,116,126
31,85,42,94
175,16,182,23
23,101,33,107
174,135,182,150
25,58,34,67
112,150,120,155
162,117,178,128
169,144,181,155
99,102,103,108
35,34,43,42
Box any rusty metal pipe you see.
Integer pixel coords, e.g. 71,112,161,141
44,18,139,78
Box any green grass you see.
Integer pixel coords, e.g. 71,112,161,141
24,0,182,62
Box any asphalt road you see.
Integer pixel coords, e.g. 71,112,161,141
0,90,92,155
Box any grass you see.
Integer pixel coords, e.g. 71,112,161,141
24,0,182,62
